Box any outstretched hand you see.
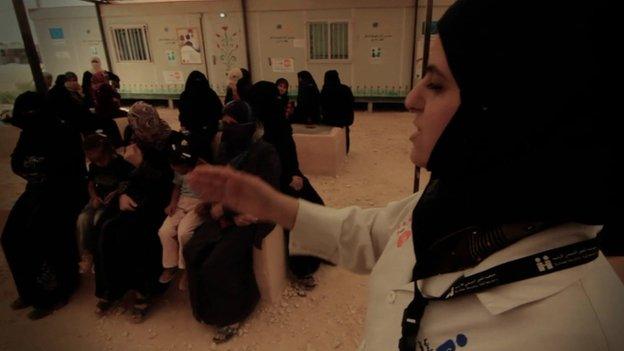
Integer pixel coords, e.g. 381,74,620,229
187,165,299,230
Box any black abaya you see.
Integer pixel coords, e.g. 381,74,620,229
184,140,280,327
1,91,87,309
95,145,172,301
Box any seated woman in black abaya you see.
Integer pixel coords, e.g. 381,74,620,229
183,100,281,343
94,102,173,323
249,81,326,291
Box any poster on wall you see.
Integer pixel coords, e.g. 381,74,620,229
165,50,178,65
370,47,382,64
270,58,295,73
163,70,185,84
49,27,65,45
177,28,203,64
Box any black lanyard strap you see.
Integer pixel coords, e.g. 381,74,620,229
399,238,599,350
437,238,599,300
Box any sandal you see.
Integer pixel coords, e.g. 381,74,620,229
297,275,317,290
95,299,117,316
129,299,149,324
213,324,240,344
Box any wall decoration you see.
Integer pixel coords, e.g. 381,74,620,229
370,47,382,64
215,25,239,73
163,70,185,84
49,27,64,40
177,28,203,64
270,57,294,73
166,50,177,65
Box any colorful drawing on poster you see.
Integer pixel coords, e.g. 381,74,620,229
270,58,294,73
177,28,202,64
163,71,185,84
215,26,239,73
370,47,382,64
166,50,177,65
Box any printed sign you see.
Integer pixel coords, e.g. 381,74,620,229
49,27,64,40
163,70,185,84
177,28,202,64
270,57,295,72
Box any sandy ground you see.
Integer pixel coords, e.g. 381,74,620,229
0,109,416,351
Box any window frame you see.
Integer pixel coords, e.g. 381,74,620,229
109,24,153,64
306,20,352,63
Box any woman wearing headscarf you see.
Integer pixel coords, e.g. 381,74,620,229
224,68,245,104
291,71,321,125
178,71,223,163
276,78,293,119
64,71,84,102
82,57,120,108
187,0,623,349
94,102,173,323
2,90,87,320
248,81,325,289
320,70,354,153
235,68,252,103
46,74,93,133
183,100,280,343
88,72,124,148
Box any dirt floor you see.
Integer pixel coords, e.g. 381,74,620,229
0,109,416,351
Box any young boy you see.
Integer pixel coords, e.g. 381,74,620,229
158,133,204,288
77,134,133,273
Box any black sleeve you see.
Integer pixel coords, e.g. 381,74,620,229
123,147,173,208
344,86,355,126
107,71,120,83
82,71,93,106
10,132,29,179
224,88,233,105
276,132,302,182
252,144,282,248
295,86,321,124
257,143,282,190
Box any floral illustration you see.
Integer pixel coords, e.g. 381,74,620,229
216,26,239,74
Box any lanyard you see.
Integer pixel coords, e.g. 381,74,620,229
399,238,599,350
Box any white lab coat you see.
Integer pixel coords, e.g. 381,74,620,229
289,194,624,350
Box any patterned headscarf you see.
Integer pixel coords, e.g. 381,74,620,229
127,101,172,145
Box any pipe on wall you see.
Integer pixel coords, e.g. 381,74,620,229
12,0,47,95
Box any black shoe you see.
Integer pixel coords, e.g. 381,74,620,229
10,298,31,310
27,308,54,320
95,299,117,317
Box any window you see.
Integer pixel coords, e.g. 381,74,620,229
111,25,151,63
308,21,349,60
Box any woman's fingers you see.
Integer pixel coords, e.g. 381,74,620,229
188,165,232,202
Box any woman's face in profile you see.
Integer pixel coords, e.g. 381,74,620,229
405,36,460,168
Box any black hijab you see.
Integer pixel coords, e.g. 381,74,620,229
411,0,619,278
9,91,46,131
179,70,223,133
236,68,253,103
297,71,318,91
323,70,340,87
219,100,256,165
249,81,292,142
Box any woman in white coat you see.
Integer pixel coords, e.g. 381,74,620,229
188,0,623,349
